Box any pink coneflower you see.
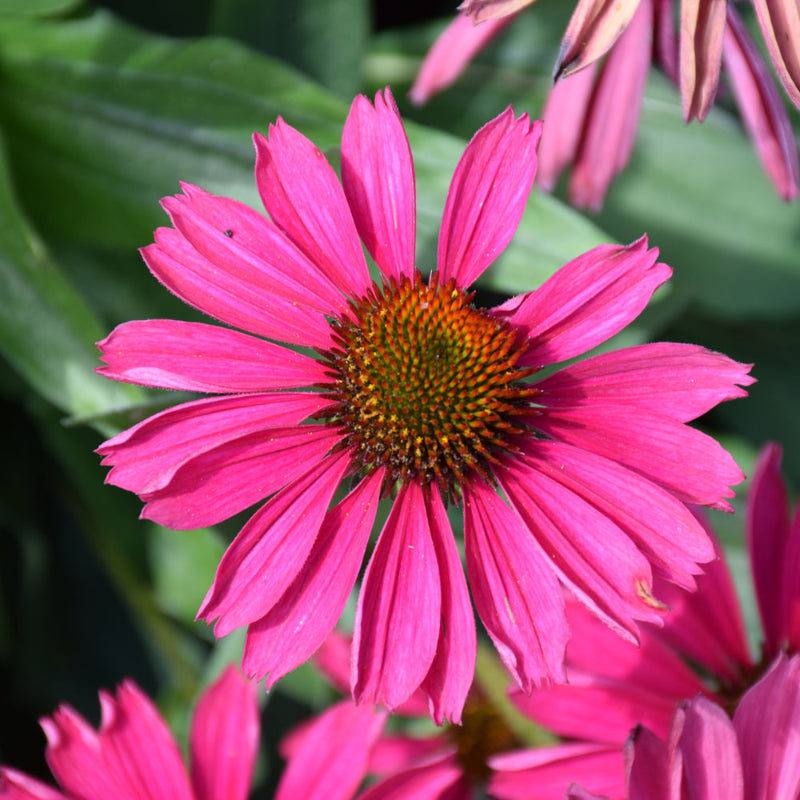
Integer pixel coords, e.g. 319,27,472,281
96,87,752,724
411,1,800,207
0,666,259,800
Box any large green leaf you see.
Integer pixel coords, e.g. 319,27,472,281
0,131,143,427
0,12,613,308
367,8,800,317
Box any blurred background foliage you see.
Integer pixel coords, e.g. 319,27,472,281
0,0,797,794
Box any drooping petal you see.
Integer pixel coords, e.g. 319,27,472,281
654,0,679,84
43,683,193,800
409,13,514,105
679,696,744,800
460,0,538,23
162,183,347,315
493,238,669,367
357,754,468,800
352,481,442,710
199,452,350,637
438,108,541,288
253,123,371,298
463,479,568,692
734,654,800,799
624,721,679,800
782,507,800,653
555,0,642,79
498,446,665,640
723,7,799,202
489,742,625,800
0,769,67,800
241,470,382,687
569,0,652,211
341,89,416,281
189,666,259,800
275,700,386,800
137,425,341,529
652,525,753,685
752,0,800,110
536,342,755,423
536,63,598,192
420,484,476,725
747,443,792,656
97,320,328,393
534,405,744,511
680,0,727,122
96,392,332,496
142,227,333,349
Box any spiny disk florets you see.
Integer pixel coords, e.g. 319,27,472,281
320,271,537,498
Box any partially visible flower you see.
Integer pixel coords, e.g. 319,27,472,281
96,86,752,724
0,666,259,800
576,654,800,800
411,1,800,206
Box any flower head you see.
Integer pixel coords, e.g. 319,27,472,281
411,1,800,206
0,666,259,800
96,87,752,723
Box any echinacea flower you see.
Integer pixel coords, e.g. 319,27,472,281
573,655,800,800
96,87,753,724
0,666,258,800
411,1,800,207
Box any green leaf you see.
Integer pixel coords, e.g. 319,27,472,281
0,131,143,428
209,0,370,97
0,0,80,18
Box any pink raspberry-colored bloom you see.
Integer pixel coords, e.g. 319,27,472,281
411,1,799,206
96,87,752,723
0,666,259,800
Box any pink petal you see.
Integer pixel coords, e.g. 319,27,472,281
96,392,332,496
569,0,652,211
752,0,800,109
723,7,799,201
162,183,347,315
680,0,726,122
136,425,341,529
367,734,447,776
341,89,416,282
142,227,333,349
189,666,259,800
97,319,328,393
625,722,677,800
536,342,754,423
409,13,514,105
555,0,642,79
534,405,744,510
352,482,442,710
43,683,192,800
734,654,800,799
516,439,715,588
357,755,467,800
492,238,669,367
253,123,371,299
438,108,542,288
652,525,754,686
275,700,386,800
499,446,665,638
679,697,744,800
0,769,67,800
461,0,537,23
199,452,350,637
747,443,792,656
654,0,679,83
489,742,625,800
463,479,568,692
420,483,476,725
240,470,382,686
536,63,598,193
782,506,800,654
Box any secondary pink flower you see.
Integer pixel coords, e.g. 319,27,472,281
96,87,752,724
411,1,799,206
0,666,259,800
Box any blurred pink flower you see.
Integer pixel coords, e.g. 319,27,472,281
96,87,752,723
411,1,799,207
0,666,259,800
